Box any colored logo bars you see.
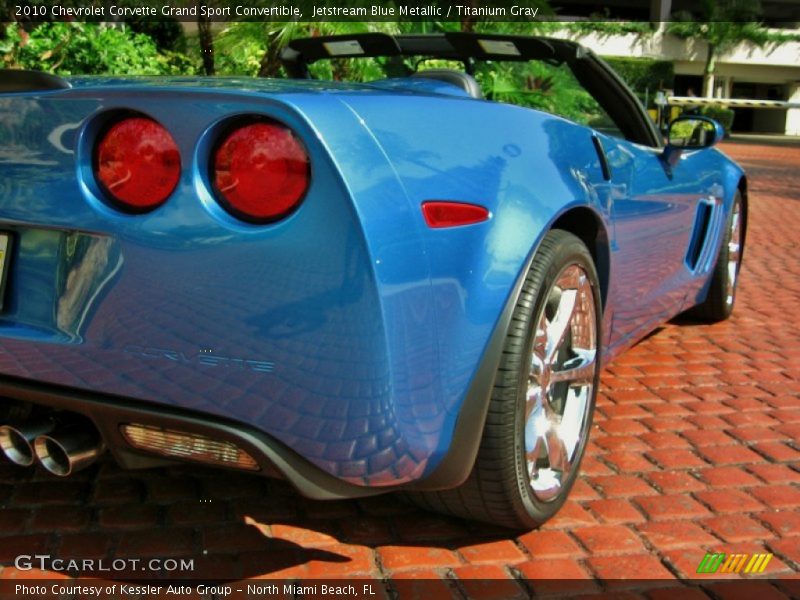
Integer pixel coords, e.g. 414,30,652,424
697,552,773,574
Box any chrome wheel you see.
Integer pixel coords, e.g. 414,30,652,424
726,199,742,306
408,230,599,528
525,263,597,502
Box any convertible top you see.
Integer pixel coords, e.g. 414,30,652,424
281,32,588,78
0,69,71,93
281,32,661,148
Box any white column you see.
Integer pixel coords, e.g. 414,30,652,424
724,77,733,99
715,79,725,99
703,73,716,98
650,0,672,22
786,83,800,136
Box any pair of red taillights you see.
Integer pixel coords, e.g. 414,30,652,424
94,114,490,228
95,115,309,223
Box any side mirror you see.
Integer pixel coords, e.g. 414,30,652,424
661,116,724,167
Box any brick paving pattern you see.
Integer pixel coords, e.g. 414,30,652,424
0,141,798,596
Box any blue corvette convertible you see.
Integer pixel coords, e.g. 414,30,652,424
0,33,745,528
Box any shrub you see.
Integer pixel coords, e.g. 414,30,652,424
2,22,193,75
603,57,674,106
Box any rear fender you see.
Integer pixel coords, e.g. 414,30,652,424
333,94,612,482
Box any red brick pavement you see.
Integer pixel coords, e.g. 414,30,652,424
0,141,798,597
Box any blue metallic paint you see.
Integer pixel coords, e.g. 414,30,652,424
0,76,744,488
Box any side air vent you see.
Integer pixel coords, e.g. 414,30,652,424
686,200,713,271
0,70,71,93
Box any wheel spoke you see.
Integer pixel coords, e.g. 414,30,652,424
526,433,544,469
525,383,543,421
550,349,596,385
560,387,588,458
728,215,741,264
726,203,742,304
727,261,737,287
524,403,547,456
544,428,569,474
545,288,577,363
530,338,546,377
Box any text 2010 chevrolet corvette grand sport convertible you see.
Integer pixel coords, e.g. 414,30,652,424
0,33,745,528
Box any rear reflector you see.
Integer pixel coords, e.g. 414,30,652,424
120,423,259,471
422,201,490,228
95,116,181,212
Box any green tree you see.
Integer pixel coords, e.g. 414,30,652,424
197,13,215,75
211,21,404,78
668,0,800,97
2,22,192,75
125,18,187,53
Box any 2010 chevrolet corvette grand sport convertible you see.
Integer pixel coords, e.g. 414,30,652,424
0,33,745,528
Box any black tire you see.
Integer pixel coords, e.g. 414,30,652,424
687,190,745,323
410,230,602,529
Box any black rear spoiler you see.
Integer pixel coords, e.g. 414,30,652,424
280,32,587,78
0,69,71,93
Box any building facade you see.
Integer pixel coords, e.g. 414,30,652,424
554,25,800,135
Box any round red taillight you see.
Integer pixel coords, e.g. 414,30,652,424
95,116,181,212
212,121,310,223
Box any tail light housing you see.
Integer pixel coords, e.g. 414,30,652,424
211,119,310,223
94,115,181,212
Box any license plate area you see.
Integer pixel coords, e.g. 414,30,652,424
0,233,12,311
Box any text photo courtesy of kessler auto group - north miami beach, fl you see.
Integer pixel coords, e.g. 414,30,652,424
0,0,799,599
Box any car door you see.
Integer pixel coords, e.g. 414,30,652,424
598,135,711,347
567,54,716,350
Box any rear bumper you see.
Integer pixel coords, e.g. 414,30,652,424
0,370,498,499
0,375,391,499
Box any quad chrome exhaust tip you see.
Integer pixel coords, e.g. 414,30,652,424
33,426,104,477
0,420,55,466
